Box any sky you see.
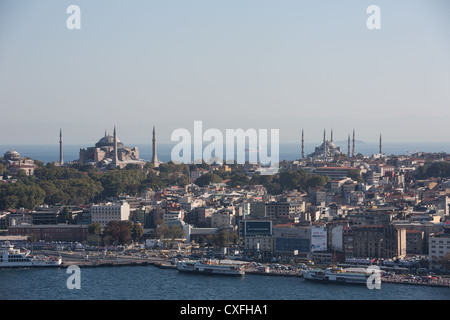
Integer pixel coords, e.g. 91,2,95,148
0,0,449,146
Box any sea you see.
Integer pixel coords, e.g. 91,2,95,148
0,265,449,301
1,142,450,165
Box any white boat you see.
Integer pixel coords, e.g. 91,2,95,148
0,242,62,268
176,259,245,276
302,267,375,285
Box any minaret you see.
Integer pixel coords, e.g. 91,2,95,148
331,129,333,142
113,126,118,167
301,129,304,159
347,134,351,157
323,129,327,161
379,133,382,154
352,129,356,157
59,128,63,166
152,126,158,167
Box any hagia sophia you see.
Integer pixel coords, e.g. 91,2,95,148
77,126,159,169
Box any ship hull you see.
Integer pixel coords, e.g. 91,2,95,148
177,268,244,276
302,268,372,285
0,260,62,268
176,261,245,276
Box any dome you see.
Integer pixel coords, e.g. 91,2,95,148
325,140,338,149
4,149,20,159
95,135,124,148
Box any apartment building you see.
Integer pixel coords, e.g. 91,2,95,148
90,201,130,228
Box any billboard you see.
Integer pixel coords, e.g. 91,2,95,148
243,220,272,237
310,225,327,252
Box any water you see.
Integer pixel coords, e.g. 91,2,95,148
2,142,450,165
0,266,448,300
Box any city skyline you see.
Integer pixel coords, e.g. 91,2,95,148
1,0,450,145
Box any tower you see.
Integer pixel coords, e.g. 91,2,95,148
323,129,327,161
301,129,304,159
113,126,118,167
379,133,382,154
59,128,63,166
347,134,351,158
352,129,356,157
152,126,158,167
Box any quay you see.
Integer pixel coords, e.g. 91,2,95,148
54,250,450,288
62,259,450,287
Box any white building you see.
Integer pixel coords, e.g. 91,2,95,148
429,227,450,270
90,201,130,228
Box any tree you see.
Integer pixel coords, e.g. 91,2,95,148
57,206,72,224
167,225,185,240
228,173,249,188
88,223,102,235
279,170,307,190
305,175,330,190
0,182,45,210
265,182,282,195
217,230,230,249
195,173,222,187
155,219,169,239
103,221,133,245
348,169,363,183
27,233,38,253
131,223,144,243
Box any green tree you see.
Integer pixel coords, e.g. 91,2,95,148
348,169,363,183
131,222,144,242
0,182,46,210
217,230,230,248
155,219,169,239
103,220,133,245
88,223,102,235
195,173,222,187
58,206,72,224
166,225,185,240
305,175,330,190
228,172,249,188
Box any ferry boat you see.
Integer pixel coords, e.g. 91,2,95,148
0,242,62,268
176,259,245,276
302,267,375,285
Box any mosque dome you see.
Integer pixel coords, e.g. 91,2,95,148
95,135,124,148
324,140,338,150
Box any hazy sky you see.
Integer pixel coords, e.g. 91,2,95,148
0,0,449,145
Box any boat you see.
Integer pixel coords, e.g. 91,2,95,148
0,241,62,268
176,259,245,276
302,267,376,285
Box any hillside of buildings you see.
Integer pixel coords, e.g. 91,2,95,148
1,151,450,272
